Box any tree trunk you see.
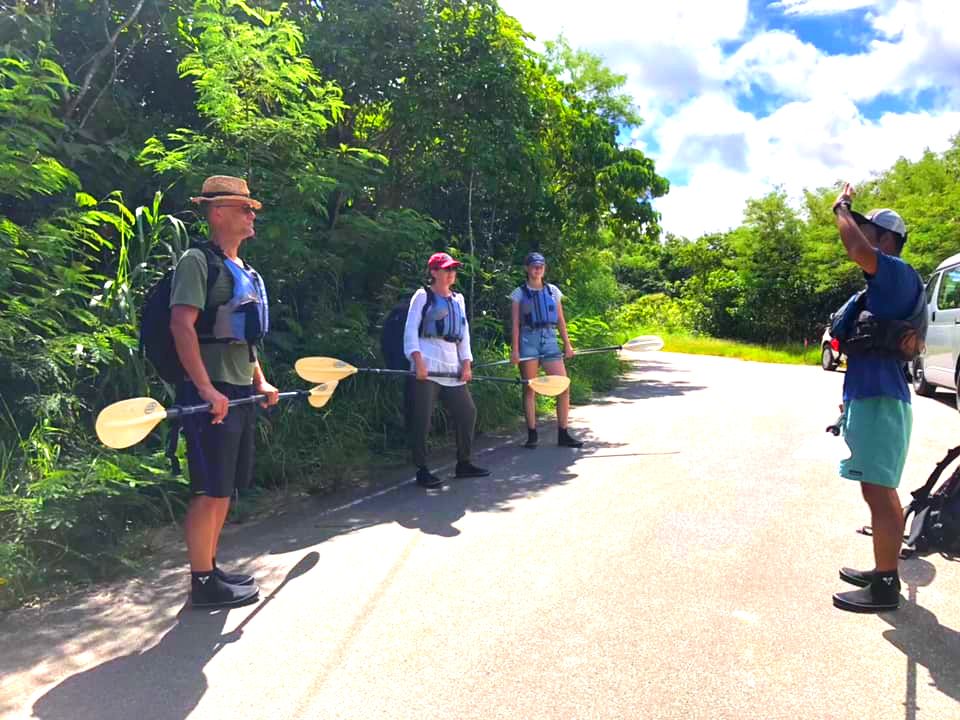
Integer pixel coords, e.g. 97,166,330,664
467,168,475,322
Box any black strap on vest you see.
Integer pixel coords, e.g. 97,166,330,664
521,284,556,329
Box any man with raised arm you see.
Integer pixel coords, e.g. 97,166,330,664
830,182,924,613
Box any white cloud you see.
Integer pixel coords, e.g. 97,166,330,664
771,0,883,16
499,0,960,238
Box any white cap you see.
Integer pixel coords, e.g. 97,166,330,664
852,208,907,238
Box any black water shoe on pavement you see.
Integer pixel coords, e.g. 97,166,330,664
455,462,491,478
833,573,900,613
191,573,259,609
214,563,256,587
416,467,445,489
839,567,877,588
558,428,583,448
523,429,538,449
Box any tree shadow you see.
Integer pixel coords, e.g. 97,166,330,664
592,363,707,404
5,372,676,714
879,559,960,718
29,552,319,720
267,431,627,548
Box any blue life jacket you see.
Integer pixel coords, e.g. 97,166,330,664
198,250,269,353
829,271,926,361
519,284,558,329
419,290,465,342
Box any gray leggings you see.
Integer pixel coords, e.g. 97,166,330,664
409,379,477,467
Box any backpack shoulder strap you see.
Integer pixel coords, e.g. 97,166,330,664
418,286,434,335
912,445,960,502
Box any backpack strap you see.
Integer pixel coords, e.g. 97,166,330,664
418,286,435,336
192,241,224,335
911,445,960,502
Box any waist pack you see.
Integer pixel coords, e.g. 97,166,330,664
829,277,927,362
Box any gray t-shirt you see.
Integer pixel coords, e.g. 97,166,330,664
169,248,257,386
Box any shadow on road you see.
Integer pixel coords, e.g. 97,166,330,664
881,559,960,719
8,367,677,717
269,430,621,548
594,361,706,404
30,552,319,720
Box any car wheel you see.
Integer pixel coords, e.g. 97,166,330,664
821,345,839,371
912,358,935,397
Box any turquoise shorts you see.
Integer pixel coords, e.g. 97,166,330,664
839,396,912,489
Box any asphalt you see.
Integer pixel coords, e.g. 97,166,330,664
2,352,959,720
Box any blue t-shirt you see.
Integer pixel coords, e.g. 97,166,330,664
843,251,923,404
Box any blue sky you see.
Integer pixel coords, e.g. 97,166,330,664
499,0,960,238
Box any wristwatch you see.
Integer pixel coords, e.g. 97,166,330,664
833,199,852,214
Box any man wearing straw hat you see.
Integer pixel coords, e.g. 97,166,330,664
170,175,279,608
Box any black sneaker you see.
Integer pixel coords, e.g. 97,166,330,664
839,567,876,588
523,429,538,449
454,462,491,478
833,575,900,613
191,573,259,609
214,565,256,586
558,428,583,448
416,467,445,489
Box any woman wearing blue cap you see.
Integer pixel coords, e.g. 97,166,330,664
510,252,582,448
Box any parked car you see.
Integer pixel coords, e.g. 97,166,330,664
820,322,844,371
912,252,960,407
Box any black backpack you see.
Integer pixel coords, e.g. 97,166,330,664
380,287,436,370
139,242,222,383
901,445,960,558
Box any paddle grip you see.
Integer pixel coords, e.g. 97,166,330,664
166,391,305,419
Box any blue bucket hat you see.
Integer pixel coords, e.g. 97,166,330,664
524,252,546,266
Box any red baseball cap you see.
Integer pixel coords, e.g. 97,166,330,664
427,252,462,270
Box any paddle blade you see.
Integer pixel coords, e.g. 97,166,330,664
294,357,358,383
621,335,664,353
306,382,338,408
95,397,169,449
528,375,570,397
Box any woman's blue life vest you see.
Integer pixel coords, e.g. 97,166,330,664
518,284,559,330
200,255,269,349
419,289,465,343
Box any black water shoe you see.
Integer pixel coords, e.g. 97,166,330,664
455,462,491,478
416,467,445,489
558,428,583,448
833,573,900,613
191,573,259,609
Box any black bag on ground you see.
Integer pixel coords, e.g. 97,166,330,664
902,445,960,557
139,242,222,383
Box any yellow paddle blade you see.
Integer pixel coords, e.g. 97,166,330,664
528,375,570,397
306,382,338,408
294,357,359,383
621,335,664,353
95,397,169,449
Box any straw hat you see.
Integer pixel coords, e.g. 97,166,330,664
190,175,262,209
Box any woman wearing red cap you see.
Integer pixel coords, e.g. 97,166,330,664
403,252,490,488
510,252,582,449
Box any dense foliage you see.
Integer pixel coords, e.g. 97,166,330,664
1,0,957,607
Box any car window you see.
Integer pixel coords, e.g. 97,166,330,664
936,268,960,310
925,273,940,305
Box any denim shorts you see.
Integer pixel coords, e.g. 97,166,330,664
519,327,562,361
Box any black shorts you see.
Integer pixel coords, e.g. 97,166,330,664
178,382,256,498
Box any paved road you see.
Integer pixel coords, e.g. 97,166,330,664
2,353,960,720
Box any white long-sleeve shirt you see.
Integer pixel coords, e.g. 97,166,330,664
403,288,472,386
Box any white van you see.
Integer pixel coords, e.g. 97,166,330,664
912,251,960,405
